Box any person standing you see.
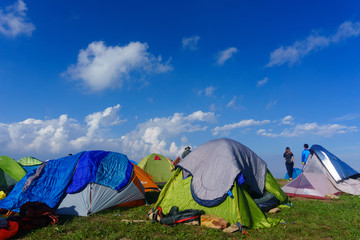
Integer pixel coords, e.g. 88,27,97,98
283,147,294,180
181,146,191,159
302,144,310,165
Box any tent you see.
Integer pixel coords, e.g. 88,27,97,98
152,138,288,229
0,151,146,216
282,145,360,199
132,163,160,192
284,168,302,179
17,156,43,173
138,153,174,185
0,156,27,193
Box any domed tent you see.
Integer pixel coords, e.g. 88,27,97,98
0,151,146,216
152,138,288,229
282,145,360,199
0,156,26,193
138,153,174,185
17,156,43,173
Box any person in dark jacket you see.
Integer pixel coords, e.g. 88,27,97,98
181,146,191,159
283,147,294,180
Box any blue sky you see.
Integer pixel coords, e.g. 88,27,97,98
0,0,359,177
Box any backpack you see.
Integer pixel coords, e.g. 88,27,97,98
153,206,205,226
18,202,58,230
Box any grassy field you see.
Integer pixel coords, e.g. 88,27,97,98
8,180,360,240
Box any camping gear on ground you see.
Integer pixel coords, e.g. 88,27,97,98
0,156,27,194
18,202,58,230
282,145,360,199
152,138,288,229
0,151,146,216
152,206,205,226
138,153,174,185
17,156,43,173
0,219,18,240
0,202,58,239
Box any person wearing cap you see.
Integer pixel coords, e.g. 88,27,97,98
181,146,191,159
301,144,310,165
283,147,294,180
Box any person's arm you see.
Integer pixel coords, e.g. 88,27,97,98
301,151,305,165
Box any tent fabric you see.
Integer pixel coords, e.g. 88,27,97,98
311,145,358,182
0,156,27,183
284,168,302,179
17,156,43,166
66,151,109,194
56,181,144,216
153,138,287,229
178,138,267,207
132,164,160,192
282,145,360,199
95,152,133,191
0,151,145,216
0,153,82,212
154,168,285,228
17,156,43,174
138,153,174,185
21,166,40,174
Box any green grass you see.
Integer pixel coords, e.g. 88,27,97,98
8,180,360,240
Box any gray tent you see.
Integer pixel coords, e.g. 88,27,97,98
179,138,267,206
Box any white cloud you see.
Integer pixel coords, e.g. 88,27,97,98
257,77,269,87
226,96,244,110
257,122,358,137
0,107,216,161
266,21,360,67
64,41,172,91
182,35,201,50
226,96,237,108
120,111,216,159
281,115,294,125
0,105,125,157
205,86,216,97
0,0,35,37
212,119,270,136
266,100,277,110
216,47,238,65
197,86,216,97
333,113,359,122
209,104,217,112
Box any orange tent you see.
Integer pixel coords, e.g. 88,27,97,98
132,164,160,192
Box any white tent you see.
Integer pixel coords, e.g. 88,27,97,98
282,145,360,199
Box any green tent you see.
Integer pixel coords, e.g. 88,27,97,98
17,156,43,166
17,156,43,173
0,156,27,192
138,153,174,185
152,138,288,229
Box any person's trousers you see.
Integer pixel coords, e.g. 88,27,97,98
285,162,294,178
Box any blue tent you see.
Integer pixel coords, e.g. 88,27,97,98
0,151,145,216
